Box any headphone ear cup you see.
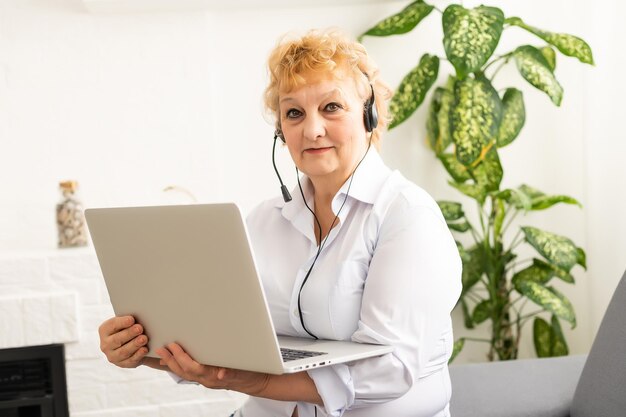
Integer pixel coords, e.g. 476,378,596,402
364,86,378,133
368,97,378,132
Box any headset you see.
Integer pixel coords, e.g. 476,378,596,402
271,83,378,339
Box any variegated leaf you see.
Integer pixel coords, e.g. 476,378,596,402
426,88,443,150
443,5,504,78
449,338,465,363
461,299,474,328
438,201,464,221
519,184,545,199
531,195,581,210
389,54,439,129
533,317,552,357
534,315,568,357
547,285,576,328
448,221,471,233
522,226,579,270
360,1,434,40
468,146,503,192
427,86,455,153
439,153,471,183
462,246,485,295
506,17,594,65
551,315,569,356
514,45,563,106
515,280,576,327
512,262,554,287
437,88,454,153
517,184,581,210
576,247,587,269
493,197,506,238
496,88,525,148
451,76,502,166
507,187,533,211
450,181,487,204
456,241,471,263
472,299,492,324
533,258,574,284
540,46,557,71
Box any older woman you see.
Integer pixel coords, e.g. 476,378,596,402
98,29,461,417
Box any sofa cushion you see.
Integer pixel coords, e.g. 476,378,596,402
450,355,586,417
571,269,626,417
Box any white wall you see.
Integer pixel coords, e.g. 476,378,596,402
0,0,624,408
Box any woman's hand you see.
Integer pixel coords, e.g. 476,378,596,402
155,343,271,396
98,315,150,368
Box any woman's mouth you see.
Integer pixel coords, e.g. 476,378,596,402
304,147,332,154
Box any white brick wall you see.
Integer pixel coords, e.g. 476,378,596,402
0,249,247,416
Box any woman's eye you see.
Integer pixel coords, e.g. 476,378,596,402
286,109,302,119
325,102,342,112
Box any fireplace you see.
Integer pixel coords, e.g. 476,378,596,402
0,344,69,417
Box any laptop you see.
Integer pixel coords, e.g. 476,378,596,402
85,203,393,375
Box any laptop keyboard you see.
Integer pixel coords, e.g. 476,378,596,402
280,347,327,362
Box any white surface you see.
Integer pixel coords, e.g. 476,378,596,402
0,286,78,348
81,0,400,13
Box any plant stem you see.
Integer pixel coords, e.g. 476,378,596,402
465,291,482,304
481,275,491,288
464,337,492,344
490,59,509,82
509,236,526,252
505,258,533,274
510,295,524,306
502,208,519,236
484,52,513,82
478,203,487,239
519,310,544,321
433,6,444,14
482,55,504,72
514,309,522,356
507,229,523,251
466,215,483,243
519,298,529,314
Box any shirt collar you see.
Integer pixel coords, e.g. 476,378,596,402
275,147,392,220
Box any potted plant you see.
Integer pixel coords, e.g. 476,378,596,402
360,1,594,361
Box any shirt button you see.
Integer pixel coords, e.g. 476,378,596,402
293,309,299,317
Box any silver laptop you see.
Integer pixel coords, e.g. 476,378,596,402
85,203,392,375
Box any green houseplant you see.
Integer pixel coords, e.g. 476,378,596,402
360,1,593,361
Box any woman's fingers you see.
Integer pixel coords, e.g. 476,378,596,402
156,343,227,388
98,315,149,368
166,343,204,374
110,334,149,364
99,316,134,338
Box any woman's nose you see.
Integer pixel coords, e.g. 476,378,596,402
302,113,325,141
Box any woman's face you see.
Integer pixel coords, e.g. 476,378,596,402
278,74,369,186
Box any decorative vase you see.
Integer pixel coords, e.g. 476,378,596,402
56,180,88,248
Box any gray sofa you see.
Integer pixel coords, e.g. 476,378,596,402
449,269,626,417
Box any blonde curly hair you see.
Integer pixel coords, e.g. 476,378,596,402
264,28,392,147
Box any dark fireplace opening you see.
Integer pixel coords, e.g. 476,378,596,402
0,344,69,417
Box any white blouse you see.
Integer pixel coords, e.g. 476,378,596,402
236,148,462,417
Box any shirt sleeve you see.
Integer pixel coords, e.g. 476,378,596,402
167,371,199,385
307,196,462,416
